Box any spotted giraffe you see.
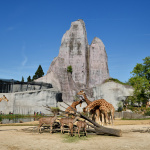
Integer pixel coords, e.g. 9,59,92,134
0,95,9,102
99,104,115,125
77,90,101,124
65,100,82,116
86,99,115,125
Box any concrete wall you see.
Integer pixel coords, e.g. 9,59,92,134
93,81,134,110
0,88,60,115
0,81,134,115
115,111,149,119
0,93,14,114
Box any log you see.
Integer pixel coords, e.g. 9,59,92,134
79,113,122,137
86,122,122,137
63,101,122,137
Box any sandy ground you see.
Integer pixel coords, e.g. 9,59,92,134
0,119,150,150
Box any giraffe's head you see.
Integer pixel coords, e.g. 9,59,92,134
2,95,9,102
86,107,90,113
77,90,85,96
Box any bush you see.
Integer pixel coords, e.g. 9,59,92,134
145,108,150,116
117,101,123,112
67,65,72,74
117,106,123,112
51,107,60,114
103,77,129,85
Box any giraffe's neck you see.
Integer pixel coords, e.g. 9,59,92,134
0,97,7,102
71,101,81,108
83,94,91,105
53,113,57,120
0,97,6,102
73,116,79,123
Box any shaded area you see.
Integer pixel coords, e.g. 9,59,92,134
0,78,52,93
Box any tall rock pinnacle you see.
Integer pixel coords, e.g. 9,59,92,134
36,19,109,102
89,37,109,88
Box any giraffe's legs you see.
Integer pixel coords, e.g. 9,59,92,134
100,113,104,126
95,109,100,124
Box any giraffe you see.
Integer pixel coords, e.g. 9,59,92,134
77,91,91,105
65,99,82,116
77,90,100,124
0,95,9,102
86,99,115,125
146,101,150,108
99,104,115,125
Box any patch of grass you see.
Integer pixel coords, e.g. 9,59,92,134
62,134,88,143
103,77,130,86
0,114,33,119
121,118,150,120
0,123,38,126
62,133,94,143
0,114,44,120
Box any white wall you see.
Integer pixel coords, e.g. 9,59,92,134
0,88,59,115
0,81,134,114
93,81,133,110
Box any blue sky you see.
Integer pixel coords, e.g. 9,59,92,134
0,0,150,82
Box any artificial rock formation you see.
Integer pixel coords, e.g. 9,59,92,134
36,19,109,102
89,37,109,88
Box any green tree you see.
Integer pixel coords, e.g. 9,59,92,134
32,65,44,81
21,76,24,82
27,76,32,82
128,56,150,106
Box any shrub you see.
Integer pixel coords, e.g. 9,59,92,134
51,107,60,114
117,101,123,112
118,106,123,112
67,65,73,74
145,108,150,116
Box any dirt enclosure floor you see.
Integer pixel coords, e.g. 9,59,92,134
0,119,150,150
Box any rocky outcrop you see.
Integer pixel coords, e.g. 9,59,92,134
89,37,109,88
37,19,109,102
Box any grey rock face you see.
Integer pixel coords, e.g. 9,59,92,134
89,37,109,88
37,19,109,102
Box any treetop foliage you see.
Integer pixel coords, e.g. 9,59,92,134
21,76,24,82
27,76,32,82
128,56,150,106
131,56,150,80
32,65,44,81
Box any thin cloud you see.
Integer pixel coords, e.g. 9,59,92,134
6,27,15,31
144,34,150,36
22,56,28,66
21,43,28,66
